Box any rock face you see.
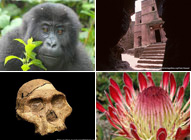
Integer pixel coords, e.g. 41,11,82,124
155,0,191,70
118,21,135,51
96,0,135,71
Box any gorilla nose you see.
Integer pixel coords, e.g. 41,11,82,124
46,40,57,48
46,110,58,122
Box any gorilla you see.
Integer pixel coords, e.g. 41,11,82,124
0,3,93,71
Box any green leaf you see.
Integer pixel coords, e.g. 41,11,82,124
27,37,33,45
112,136,129,140
3,4,21,17
28,51,37,60
29,59,47,71
14,38,27,46
81,10,94,18
21,64,30,71
25,40,42,57
4,55,22,65
96,125,104,140
32,41,43,47
0,14,10,28
1,18,22,35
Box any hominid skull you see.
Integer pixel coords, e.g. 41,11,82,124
16,79,72,135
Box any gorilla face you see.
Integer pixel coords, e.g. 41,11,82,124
22,3,81,69
37,22,66,68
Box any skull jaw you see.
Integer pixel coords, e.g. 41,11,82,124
35,121,67,136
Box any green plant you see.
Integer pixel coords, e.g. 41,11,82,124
4,37,47,71
79,1,95,66
0,4,22,35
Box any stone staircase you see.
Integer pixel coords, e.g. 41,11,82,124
136,43,166,70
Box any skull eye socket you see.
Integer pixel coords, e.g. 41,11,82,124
51,94,65,108
28,98,44,112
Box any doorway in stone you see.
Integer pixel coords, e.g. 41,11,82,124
138,36,142,46
155,29,161,42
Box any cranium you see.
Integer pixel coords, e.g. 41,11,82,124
16,79,72,135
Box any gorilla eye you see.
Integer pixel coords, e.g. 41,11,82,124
57,29,64,35
42,26,49,33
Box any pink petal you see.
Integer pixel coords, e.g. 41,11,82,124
123,73,134,93
175,125,190,140
176,86,185,102
183,72,190,89
170,73,176,100
131,129,141,140
123,86,132,98
130,123,141,140
121,125,132,139
96,102,106,113
130,123,137,131
156,128,167,140
109,85,123,108
147,76,155,87
175,127,182,140
146,72,152,77
138,73,147,92
108,106,119,124
105,113,121,130
105,91,114,108
110,78,126,105
110,78,121,95
124,86,132,107
163,72,170,90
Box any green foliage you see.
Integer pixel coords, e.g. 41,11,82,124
96,124,104,140
79,1,95,67
112,136,129,140
4,37,47,71
0,3,22,35
1,18,22,35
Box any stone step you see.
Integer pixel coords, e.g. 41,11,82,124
136,64,162,69
135,43,166,70
147,43,166,47
140,56,164,60
142,50,165,55
141,54,164,56
137,59,163,64
144,46,165,51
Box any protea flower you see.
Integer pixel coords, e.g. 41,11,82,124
96,72,190,140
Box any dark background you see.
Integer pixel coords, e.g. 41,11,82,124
0,72,95,140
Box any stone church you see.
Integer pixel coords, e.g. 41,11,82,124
133,0,167,69
134,0,166,47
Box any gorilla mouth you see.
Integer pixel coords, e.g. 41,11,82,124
40,54,58,59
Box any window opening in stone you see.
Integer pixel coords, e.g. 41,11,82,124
152,6,155,11
155,29,161,42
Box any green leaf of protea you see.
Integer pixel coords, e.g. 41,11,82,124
4,55,22,65
29,59,47,71
21,64,30,71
